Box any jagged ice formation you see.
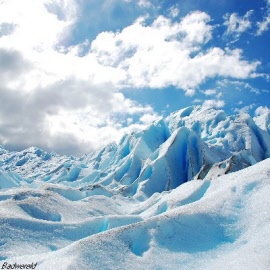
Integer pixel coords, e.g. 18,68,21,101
0,105,270,269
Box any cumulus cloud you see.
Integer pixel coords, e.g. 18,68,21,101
203,89,217,96
91,12,259,91
185,89,196,97
255,106,270,116
0,0,262,156
138,0,152,8
223,11,253,39
169,6,180,18
0,0,157,156
0,48,31,83
202,99,225,109
0,0,76,52
139,112,160,124
257,17,270,35
217,79,262,94
233,104,256,114
257,0,270,35
0,78,156,155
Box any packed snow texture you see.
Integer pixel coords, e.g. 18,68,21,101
0,106,270,269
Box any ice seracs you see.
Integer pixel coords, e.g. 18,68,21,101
1,105,270,197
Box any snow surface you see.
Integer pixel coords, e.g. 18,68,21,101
0,106,270,269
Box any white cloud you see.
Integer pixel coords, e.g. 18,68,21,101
234,104,256,114
202,99,225,109
223,11,253,39
0,77,157,155
138,0,152,8
169,6,180,18
257,0,270,35
185,89,195,96
257,15,270,35
0,0,158,156
204,89,216,96
255,106,270,116
44,99,157,154
92,12,258,91
217,79,261,94
257,16,270,35
0,0,76,52
0,1,262,155
192,97,225,109
139,112,160,124
179,11,212,45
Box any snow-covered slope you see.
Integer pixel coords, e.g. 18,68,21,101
0,106,270,269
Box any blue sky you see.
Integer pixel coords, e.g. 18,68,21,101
0,0,269,156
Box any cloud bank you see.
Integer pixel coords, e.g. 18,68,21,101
0,0,263,156
92,12,258,90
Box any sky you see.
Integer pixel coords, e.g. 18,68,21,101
0,0,269,156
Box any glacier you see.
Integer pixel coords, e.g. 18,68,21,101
0,105,270,269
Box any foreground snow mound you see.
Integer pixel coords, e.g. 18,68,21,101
0,158,270,269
